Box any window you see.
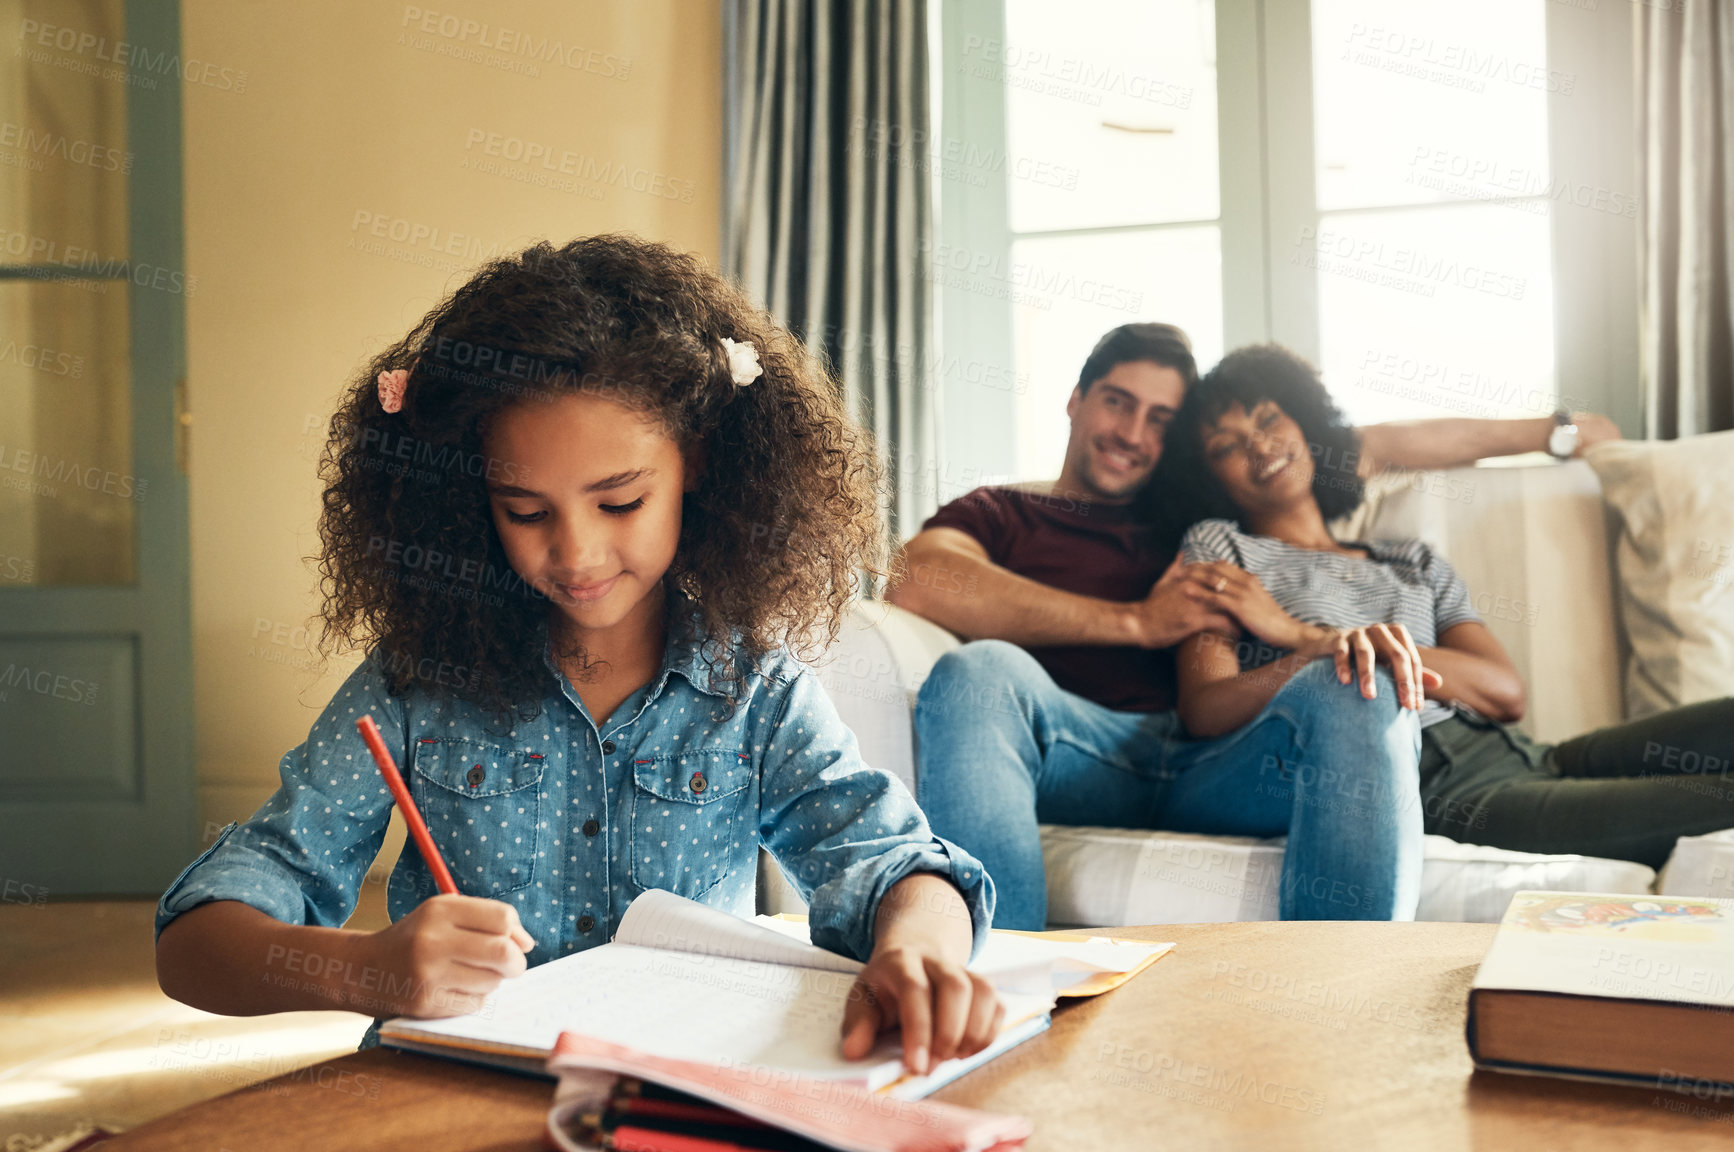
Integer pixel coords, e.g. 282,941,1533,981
936,0,1638,482
1309,0,1557,426
1001,0,1222,480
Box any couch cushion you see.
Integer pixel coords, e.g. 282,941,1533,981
1038,826,1656,927
1340,461,1623,744
758,828,1659,927
1658,828,1734,899
1039,826,1279,925
1586,431,1734,718
808,602,936,797
1411,836,1657,923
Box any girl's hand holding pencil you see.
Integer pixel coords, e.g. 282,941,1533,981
364,894,537,1017
355,714,537,1018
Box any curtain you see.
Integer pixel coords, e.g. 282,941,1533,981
1637,0,1734,437
723,0,938,542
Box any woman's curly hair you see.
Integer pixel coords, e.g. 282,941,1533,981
316,234,886,722
1151,343,1364,531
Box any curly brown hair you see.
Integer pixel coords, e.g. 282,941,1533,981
315,234,886,722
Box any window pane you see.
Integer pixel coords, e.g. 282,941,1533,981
1000,0,1218,232
0,0,130,258
0,0,134,587
0,279,134,586
1010,227,1222,479
1311,0,1551,213
1308,204,1554,426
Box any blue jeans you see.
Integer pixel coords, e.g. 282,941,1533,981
913,640,1423,928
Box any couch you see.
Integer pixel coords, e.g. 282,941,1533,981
758,460,1731,926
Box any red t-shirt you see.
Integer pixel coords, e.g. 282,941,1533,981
921,486,1177,713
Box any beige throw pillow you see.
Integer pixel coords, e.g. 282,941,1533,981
1587,431,1734,718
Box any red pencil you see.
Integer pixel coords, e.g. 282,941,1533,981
605,1126,778,1152
356,714,459,896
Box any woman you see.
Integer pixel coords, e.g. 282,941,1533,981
1158,344,1734,873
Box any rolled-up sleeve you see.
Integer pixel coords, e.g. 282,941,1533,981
1421,544,1483,634
1180,518,1242,567
154,658,406,942
755,666,994,963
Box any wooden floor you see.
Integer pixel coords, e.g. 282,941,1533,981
0,878,392,1146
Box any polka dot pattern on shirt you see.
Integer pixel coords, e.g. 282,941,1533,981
152,611,995,972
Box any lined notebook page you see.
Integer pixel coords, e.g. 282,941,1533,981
384,890,1058,1089
391,942,907,1084
388,941,1056,1087
615,889,863,975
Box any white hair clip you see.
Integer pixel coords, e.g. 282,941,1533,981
720,337,763,386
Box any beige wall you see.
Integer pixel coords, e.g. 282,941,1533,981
181,1,721,838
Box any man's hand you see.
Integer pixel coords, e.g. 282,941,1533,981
1572,413,1621,456
1129,555,1240,650
362,894,537,1017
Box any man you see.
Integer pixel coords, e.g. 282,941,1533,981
886,323,1619,929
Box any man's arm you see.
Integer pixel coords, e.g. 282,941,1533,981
1357,414,1620,475
885,527,1237,649
887,528,1141,646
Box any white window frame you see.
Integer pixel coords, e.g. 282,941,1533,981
935,0,1641,483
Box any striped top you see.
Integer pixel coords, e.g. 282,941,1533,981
1180,518,1481,727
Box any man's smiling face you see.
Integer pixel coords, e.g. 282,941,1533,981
1061,359,1187,502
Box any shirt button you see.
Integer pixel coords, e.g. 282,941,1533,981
466,765,484,787
689,772,707,794
582,819,599,837
602,740,616,754
577,915,595,933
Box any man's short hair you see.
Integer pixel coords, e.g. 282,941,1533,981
1076,323,1197,395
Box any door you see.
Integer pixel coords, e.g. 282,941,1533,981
0,0,193,894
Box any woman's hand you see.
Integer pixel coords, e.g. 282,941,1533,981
840,874,1002,1074
1298,622,1443,711
1199,565,1318,652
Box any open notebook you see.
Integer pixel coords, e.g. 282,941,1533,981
381,890,1171,1099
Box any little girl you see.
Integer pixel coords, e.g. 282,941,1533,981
154,235,1002,1074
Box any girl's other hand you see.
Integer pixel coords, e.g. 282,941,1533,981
840,944,1005,1076
840,873,1000,1075
363,893,537,1018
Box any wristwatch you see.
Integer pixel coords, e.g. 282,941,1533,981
1547,407,1579,460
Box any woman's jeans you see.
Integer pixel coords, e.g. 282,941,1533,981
913,640,1423,929
1419,699,1734,868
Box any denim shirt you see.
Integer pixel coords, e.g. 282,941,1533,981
156,616,994,980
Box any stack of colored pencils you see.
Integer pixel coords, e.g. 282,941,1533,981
567,1078,836,1152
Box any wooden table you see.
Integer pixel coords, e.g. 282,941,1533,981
98,921,1734,1151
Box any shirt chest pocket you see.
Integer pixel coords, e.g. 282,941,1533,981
411,738,546,896
630,750,756,900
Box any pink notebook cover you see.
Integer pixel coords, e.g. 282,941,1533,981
545,1032,1033,1152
